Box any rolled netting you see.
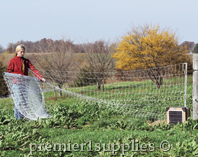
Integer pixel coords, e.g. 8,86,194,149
3,72,52,120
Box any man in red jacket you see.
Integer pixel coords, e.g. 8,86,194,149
7,44,46,119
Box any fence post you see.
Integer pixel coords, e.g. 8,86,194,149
184,62,187,107
193,54,198,120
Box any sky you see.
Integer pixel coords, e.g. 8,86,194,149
0,0,197,49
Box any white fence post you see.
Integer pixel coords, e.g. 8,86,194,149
193,54,198,120
184,62,187,107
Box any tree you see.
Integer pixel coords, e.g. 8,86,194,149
71,66,99,88
180,41,195,54
35,38,80,96
194,43,198,54
0,62,9,97
112,24,190,88
6,43,14,53
79,40,115,91
0,45,5,53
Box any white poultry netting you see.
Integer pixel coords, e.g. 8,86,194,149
3,72,51,120
38,63,188,120
3,62,188,121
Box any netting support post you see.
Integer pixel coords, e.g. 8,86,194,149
53,87,57,97
193,54,198,120
184,62,187,107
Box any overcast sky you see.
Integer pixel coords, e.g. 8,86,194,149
0,0,197,48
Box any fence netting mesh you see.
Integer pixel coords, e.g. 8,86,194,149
38,63,187,121
3,72,51,120
3,63,187,121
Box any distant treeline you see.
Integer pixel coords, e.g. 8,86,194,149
0,38,196,54
0,38,112,54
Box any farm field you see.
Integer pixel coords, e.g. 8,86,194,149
0,75,197,156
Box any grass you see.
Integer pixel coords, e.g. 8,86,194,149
0,75,197,156
48,75,192,120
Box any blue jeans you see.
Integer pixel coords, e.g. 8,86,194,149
12,83,28,120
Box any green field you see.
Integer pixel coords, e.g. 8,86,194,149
0,75,197,156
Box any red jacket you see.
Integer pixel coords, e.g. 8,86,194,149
7,56,43,80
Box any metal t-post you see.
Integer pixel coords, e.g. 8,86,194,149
193,54,198,120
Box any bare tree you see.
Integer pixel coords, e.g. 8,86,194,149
82,40,115,91
180,41,195,54
35,38,80,96
6,43,14,53
0,45,5,53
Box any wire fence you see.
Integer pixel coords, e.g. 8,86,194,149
37,63,188,120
